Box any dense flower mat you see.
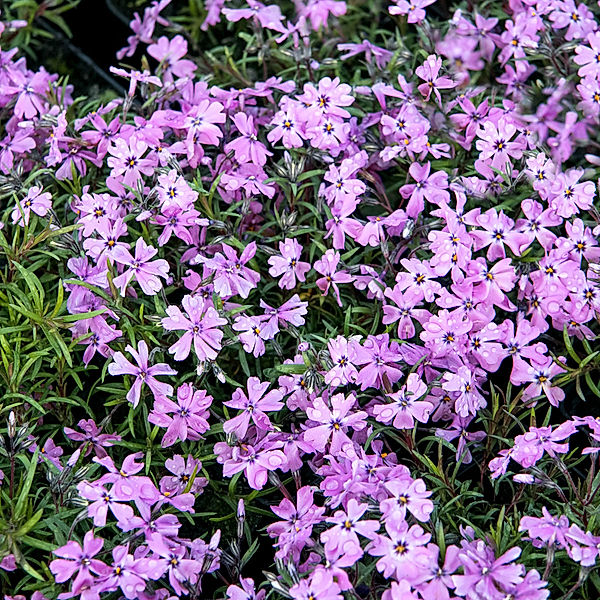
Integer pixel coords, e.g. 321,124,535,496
1,0,600,598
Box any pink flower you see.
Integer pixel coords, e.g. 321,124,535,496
108,339,176,407
389,0,435,22
475,121,525,169
112,238,170,296
233,314,272,357
50,532,107,591
373,373,431,429
415,55,455,104
304,393,367,454
106,138,155,186
198,242,260,299
400,161,449,218
325,336,359,387
223,377,284,439
268,238,311,289
224,112,272,166
147,35,196,82
11,186,52,226
148,383,212,447
574,32,600,78
222,438,287,490
321,499,380,562
162,295,227,361
314,249,354,306
368,518,432,583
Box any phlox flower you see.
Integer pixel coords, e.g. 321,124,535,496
415,55,455,104
389,0,435,22
394,258,441,302
11,185,52,226
50,532,107,592
399,161,449,218
161,294,227,361
325,335,359,387
354,333,404,390
442,365,486,418
260,294,308,335
76,481,135,526
96,545,150,599
148,383,212,447
112,238,170,297
368,518,432,583
519,507,570,549
304,393,367,454
222,438,287,490
147,34,196,82
321,499,380,562
233,313,272,357
420,309,471,357
475,121,525,169
381,476,434,522
314,249,354,306
548,168,596,218
297,76,354,120
337,39,393,69
224,112,272,166
268,486,325,562
106,137,155,187
268,102,306,148
227,578,266,600
222,0,287,33
416,544,461,600
565,525,600,566
108,339,176,407
268,238,311,289
453,540,525,600
373,373,431,429
146,533,200,595
223,377,284,439
64,419,120,458
297,0,347,31
574,32,600,78
198,242,260,299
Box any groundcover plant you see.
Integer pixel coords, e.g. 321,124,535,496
2,0,600,597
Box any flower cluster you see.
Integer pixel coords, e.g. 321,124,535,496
1,0,600,598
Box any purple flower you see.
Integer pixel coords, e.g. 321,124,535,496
304,393,367,454
389,0,435,22
97,545,150,599
50,532,107,592
415,55,455,104
314,249,354,306
519,507,570,549
222,438,287,490
64,419,120,458
149,383,212,447
321,499,380,561
108,339,176,407
223,377,284,439
267,486,325,561
224,112,272,166
198,242,260,299
11,185,52,226
268,238,311,290
452,541,524,600
368,518,432,583
373,373,431,429
233,313,272,357
161,294,227,361
112,238,170,297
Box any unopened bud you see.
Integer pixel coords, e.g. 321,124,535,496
7,412,16,439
